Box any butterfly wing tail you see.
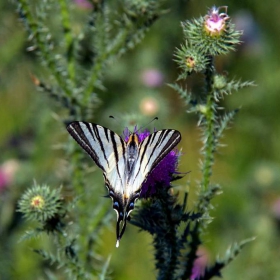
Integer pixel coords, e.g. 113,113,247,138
116,215,127,248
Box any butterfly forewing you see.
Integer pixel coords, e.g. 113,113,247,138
67,121,127,192
126,129,181,195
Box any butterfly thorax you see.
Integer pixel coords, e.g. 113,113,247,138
126,134,140,173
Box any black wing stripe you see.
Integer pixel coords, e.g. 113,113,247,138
110,130,121,181
91,123,110,168
148,131,181,172
120,137,126,163
156,129,168,147
132,132,155,183
144,130,171,172
139,132,153,166
104,127,110,142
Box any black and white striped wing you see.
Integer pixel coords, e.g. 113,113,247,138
127,129,181,195
66,121,127,193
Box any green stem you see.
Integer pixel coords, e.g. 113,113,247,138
201,60,216,192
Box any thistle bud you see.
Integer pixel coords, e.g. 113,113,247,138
18,183,63,223
213,74,227,90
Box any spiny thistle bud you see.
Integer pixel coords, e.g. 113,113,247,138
174,43,209,77
204,6,229,36
181,6,242,56
18,183,64,223
213,74,227,90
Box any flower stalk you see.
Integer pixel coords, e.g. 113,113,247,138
163,5,255,279
201,59,216,192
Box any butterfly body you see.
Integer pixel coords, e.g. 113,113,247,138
66,121,181,247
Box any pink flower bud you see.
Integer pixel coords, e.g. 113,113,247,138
204,6,229,36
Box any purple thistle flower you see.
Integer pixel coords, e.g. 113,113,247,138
204,6,229,36
123,127,180,198
191,248,209,280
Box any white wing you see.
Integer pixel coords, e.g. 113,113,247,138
126,129,181,196
66,121,127,193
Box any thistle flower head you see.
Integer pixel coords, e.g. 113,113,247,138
181,6,241,56
204,6,229,36
30,195,45,209
18,183,63,223
123,127,180,198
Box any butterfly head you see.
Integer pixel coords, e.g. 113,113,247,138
110,190,140,247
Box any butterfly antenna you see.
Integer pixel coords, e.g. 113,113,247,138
109,115,133,135
136,117,159,133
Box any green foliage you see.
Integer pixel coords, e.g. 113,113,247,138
16,0,166,120
200,238,255,280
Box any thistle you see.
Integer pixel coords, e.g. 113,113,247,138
18,183,65,233
132,6,255,280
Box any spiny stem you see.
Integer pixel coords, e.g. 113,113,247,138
157,196,179,280
201,58,216,192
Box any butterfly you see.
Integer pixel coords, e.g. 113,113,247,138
66,121,181,247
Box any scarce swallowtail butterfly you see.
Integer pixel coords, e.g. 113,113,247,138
66,121,181,247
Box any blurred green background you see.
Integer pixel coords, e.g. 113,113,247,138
1,0,280,279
